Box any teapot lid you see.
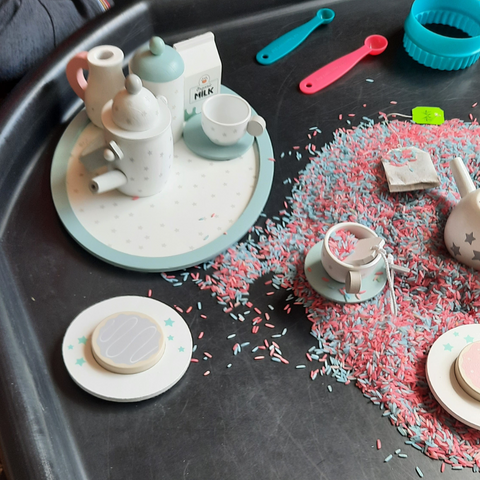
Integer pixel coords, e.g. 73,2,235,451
111,75,161,132
130,37,184,83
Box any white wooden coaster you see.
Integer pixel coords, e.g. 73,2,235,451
63,296,192,402
426,324,480,430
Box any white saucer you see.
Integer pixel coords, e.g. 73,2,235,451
304,241,387,303
51,85,274,272
62,296,192,402
426,324,480,430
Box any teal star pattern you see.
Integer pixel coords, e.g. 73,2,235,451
453,332,459,337
78,336,87,345
178,346,185,352
76,357,86,366
164,318,174,327
168,335,174,341
68,345,73,350
443,343,453,352
465,335,474,343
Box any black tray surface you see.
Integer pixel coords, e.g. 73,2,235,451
0,0,477,478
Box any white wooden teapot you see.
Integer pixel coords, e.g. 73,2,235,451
89,74,173,197
444,157,480,270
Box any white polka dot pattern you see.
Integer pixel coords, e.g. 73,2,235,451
67,124,259,258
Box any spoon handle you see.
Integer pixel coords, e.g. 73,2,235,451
256,9,335,65
299,45,370,94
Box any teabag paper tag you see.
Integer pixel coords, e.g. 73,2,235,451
411,107,444,125
382,146,440,193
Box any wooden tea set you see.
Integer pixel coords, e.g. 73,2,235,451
56,24,480,425
56,32,274,402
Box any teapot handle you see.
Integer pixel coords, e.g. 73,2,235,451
66,51,89,101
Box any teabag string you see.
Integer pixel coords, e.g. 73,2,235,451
343,237,410,316
372,245,410,317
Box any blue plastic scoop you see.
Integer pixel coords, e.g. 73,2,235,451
256,8,335,65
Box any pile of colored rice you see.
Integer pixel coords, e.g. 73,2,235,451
190,119,480,469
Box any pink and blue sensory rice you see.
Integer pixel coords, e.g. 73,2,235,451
192,119,480,469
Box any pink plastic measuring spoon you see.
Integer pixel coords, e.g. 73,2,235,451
299,34,388,94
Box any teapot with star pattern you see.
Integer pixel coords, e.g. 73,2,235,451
444,157,480,270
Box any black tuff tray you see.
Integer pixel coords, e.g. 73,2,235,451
0,0,477,478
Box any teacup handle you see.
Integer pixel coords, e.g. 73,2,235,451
247,115,266,137
66,51,89,100
345,271,362,294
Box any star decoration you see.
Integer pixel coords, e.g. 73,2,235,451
68,345,73,350
168,335,174,341
465,335,474,343
453,332,459,337
178,346,185,353
465,232,476,244
78,336,87,345
451,243,461,256
443,343,453,352
76,357,86,366
472,251,480,261
164,318,174,327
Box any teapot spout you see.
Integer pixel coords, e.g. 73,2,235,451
90,170,127,194
450,157,475,198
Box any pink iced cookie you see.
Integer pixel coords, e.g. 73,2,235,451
455,341,480,401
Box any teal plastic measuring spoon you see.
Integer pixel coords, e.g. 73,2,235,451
256,8,335,65
299,34,388,94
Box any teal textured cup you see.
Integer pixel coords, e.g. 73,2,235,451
404,0,480,70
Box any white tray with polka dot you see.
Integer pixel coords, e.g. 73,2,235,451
51,88,274,271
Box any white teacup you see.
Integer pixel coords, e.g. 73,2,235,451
201,94,266,146
321,222,384,294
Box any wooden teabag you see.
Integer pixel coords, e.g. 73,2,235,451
344,237,385,266
382,146,440,193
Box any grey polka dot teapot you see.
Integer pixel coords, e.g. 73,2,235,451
90,74,174,197
444,157,480,270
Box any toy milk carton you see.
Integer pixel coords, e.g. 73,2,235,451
174,32,222,114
